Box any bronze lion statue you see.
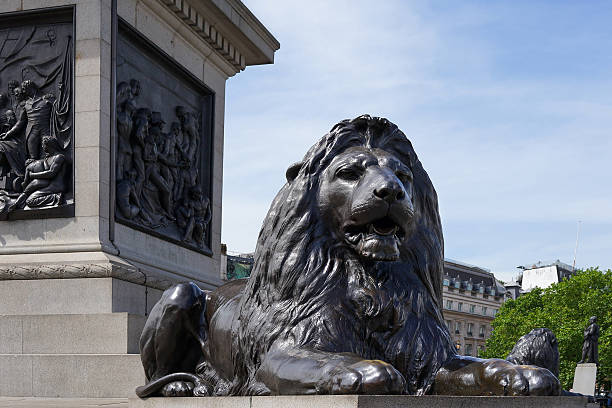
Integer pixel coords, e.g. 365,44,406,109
136,115,560,397
506,328,560,377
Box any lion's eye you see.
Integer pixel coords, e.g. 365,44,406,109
396,170,413,183
336,167,362,181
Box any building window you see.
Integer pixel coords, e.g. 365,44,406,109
458,302,463,312
465,344,473,356
478,345,485,356
446,300,453,309
446,320,451,329
455,322,461,334
467,323,473,336
479,325,486,337
492,308,497,316
443,278,449,286
482,306,488,315
469,304,476,313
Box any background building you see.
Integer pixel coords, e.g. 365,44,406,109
505,259,576,300
518,260,575,292
442,259,506,356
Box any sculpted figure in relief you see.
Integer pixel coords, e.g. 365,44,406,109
8,136,67,211
0,21,74,218
3,80,53,163
0,94,26,189
176,186,211,246
116,81,138,183
113,79,211,249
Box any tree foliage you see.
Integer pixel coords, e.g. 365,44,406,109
481,268,612,390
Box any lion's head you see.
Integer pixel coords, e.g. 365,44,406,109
234,115,452,395
506,328,560,377
317,140,415,262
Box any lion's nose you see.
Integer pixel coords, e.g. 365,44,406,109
374,181,405,202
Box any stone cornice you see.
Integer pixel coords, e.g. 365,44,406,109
160,0,279,72
220,0,280,60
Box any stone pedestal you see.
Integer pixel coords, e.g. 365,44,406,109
0,0,278,400
0,397,128,407
572,363,597,396
128,395,589,408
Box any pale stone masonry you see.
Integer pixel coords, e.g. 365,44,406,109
0,0,278,400
127,395,589,408
0,0,279,292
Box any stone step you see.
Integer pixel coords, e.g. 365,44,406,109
0,354,144,398
0,278,162,316
0,313,145,354
0,397,128,407
128,395,590,408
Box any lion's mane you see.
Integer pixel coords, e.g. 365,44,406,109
231,115,455,395
506,328,560,377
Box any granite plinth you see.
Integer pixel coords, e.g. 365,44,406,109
0,397,128,407
129,395,588,408
0,354,144,398
0,278,162,316
573,363,597,396
0,313,144,354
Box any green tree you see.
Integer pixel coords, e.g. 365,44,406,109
481,268,612,390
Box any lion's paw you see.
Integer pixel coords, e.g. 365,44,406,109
327,360,406,394
482,360,528,396
161,380,194,397
482,360,560,396
516,365,561,396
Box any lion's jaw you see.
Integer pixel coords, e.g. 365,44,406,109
319,147,415,262
343,215,406,261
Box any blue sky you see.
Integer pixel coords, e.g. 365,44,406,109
222,0,612,282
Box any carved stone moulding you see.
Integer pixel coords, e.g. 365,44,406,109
0,7,75,221
114,20,215,256
0,262,173,291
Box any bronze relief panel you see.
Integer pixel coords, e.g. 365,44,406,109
115,21,214,254
0,8,74,221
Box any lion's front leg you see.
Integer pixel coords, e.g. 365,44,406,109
432,356,560,396
256,346,406,395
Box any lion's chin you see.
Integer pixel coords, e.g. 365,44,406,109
352,233,401,262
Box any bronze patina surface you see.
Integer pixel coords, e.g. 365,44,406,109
0,8,74,220
136,116,560,397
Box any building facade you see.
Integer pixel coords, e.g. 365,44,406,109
442,259,506,357
505,260,576,300
519,260,575,292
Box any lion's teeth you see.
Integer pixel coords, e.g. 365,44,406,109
345,232,362,244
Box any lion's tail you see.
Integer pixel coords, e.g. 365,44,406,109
135,373,206,398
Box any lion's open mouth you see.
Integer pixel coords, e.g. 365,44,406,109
343,216,405,261
343,216,405,244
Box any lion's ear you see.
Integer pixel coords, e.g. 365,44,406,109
286,162,303,182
